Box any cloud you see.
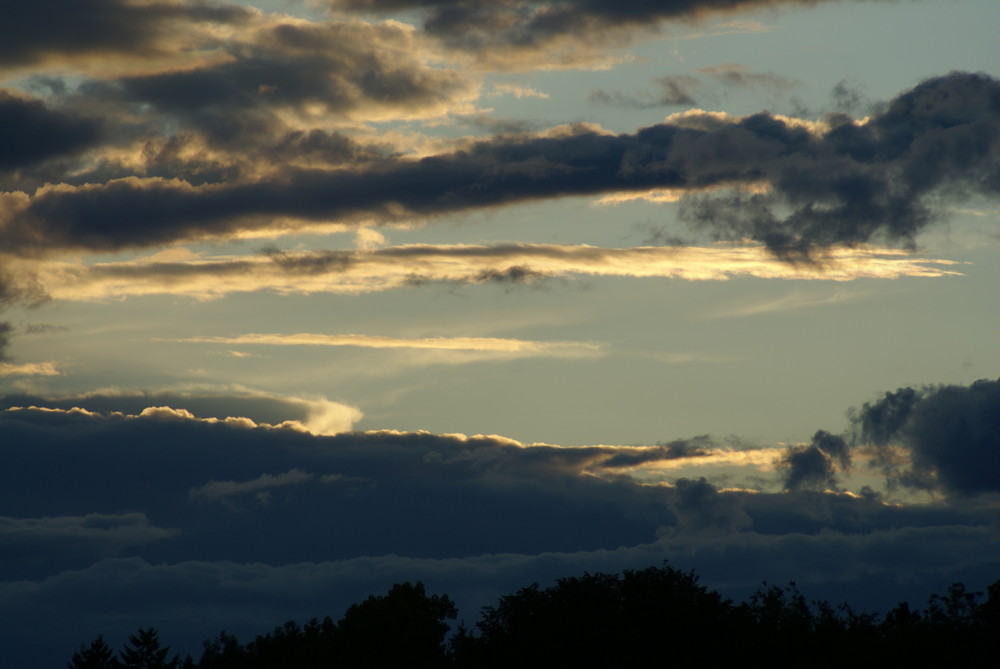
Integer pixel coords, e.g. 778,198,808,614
490,83,550,99
0,90,104,174
0,0,251,72
854,378,1000,496
779,431,850,492
5,73,996,259
680,72,1000,257
2,392,1000,667
31,243,959,304
91,16,476,132
697,63,799,93
589,75,700,108
189,469,314,502
328,0,861,69
166,333,603,367
0,322,10,362
0,388,363,435
707,288,859,318
0,513,175,579
0,361,61,377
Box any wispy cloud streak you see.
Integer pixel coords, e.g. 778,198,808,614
168,332,603,356
33,243,960,301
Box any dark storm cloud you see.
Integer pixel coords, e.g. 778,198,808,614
7,72,997,258
0,91,104,172
855,378,1000,496
0,404,679,578
781,430,849,491
666,477,752,533
782,444,836,491
329,0,873,66
3,402,1000,668
0,513,175,580
0,0,251,69
0,390,327,428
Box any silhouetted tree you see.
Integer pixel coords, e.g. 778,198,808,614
67,570,1000,669
68,635,121,669
336,581,457,668
197,632,247,669
462,564,735,667
119,628,177,669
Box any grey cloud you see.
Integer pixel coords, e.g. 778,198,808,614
0,262,49,361
697,64,799,94
0,512,175,579
666,477,752,533
0,91,104,173
189,469,314,502
782,444,836,491
854,378,1000,496
831,79,869,115
0,0,251,69
0,390,321,428
4,522,1000,669
23,323,69,335
0,322,11,361
95,19,471,139
8,72,997,259
0,405,674,568
589,75,699,108
3,398,1000,668
600,436,714,468
329,1,870,66
781,431,849,491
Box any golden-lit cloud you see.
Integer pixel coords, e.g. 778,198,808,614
0,361,61,377
167,332,603,356
31,243,960,303
489,83,550,99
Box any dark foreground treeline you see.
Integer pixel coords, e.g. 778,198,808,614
71,565,1000,668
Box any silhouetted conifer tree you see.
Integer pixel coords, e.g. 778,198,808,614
119,628,177,669
68,635,121,669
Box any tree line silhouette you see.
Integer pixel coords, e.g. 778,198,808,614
70,565,1000,668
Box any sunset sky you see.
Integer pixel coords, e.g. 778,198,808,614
2,0,999,665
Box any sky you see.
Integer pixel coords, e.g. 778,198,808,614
1,0,999,665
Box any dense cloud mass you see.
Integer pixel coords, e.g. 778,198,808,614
0,2,997,667
855,378,1000,495
0,92,104,172
1,72,995,261
2,385,1000,667
781,429,850,491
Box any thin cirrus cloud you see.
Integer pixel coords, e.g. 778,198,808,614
165,332,604,357
30,243,960,303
